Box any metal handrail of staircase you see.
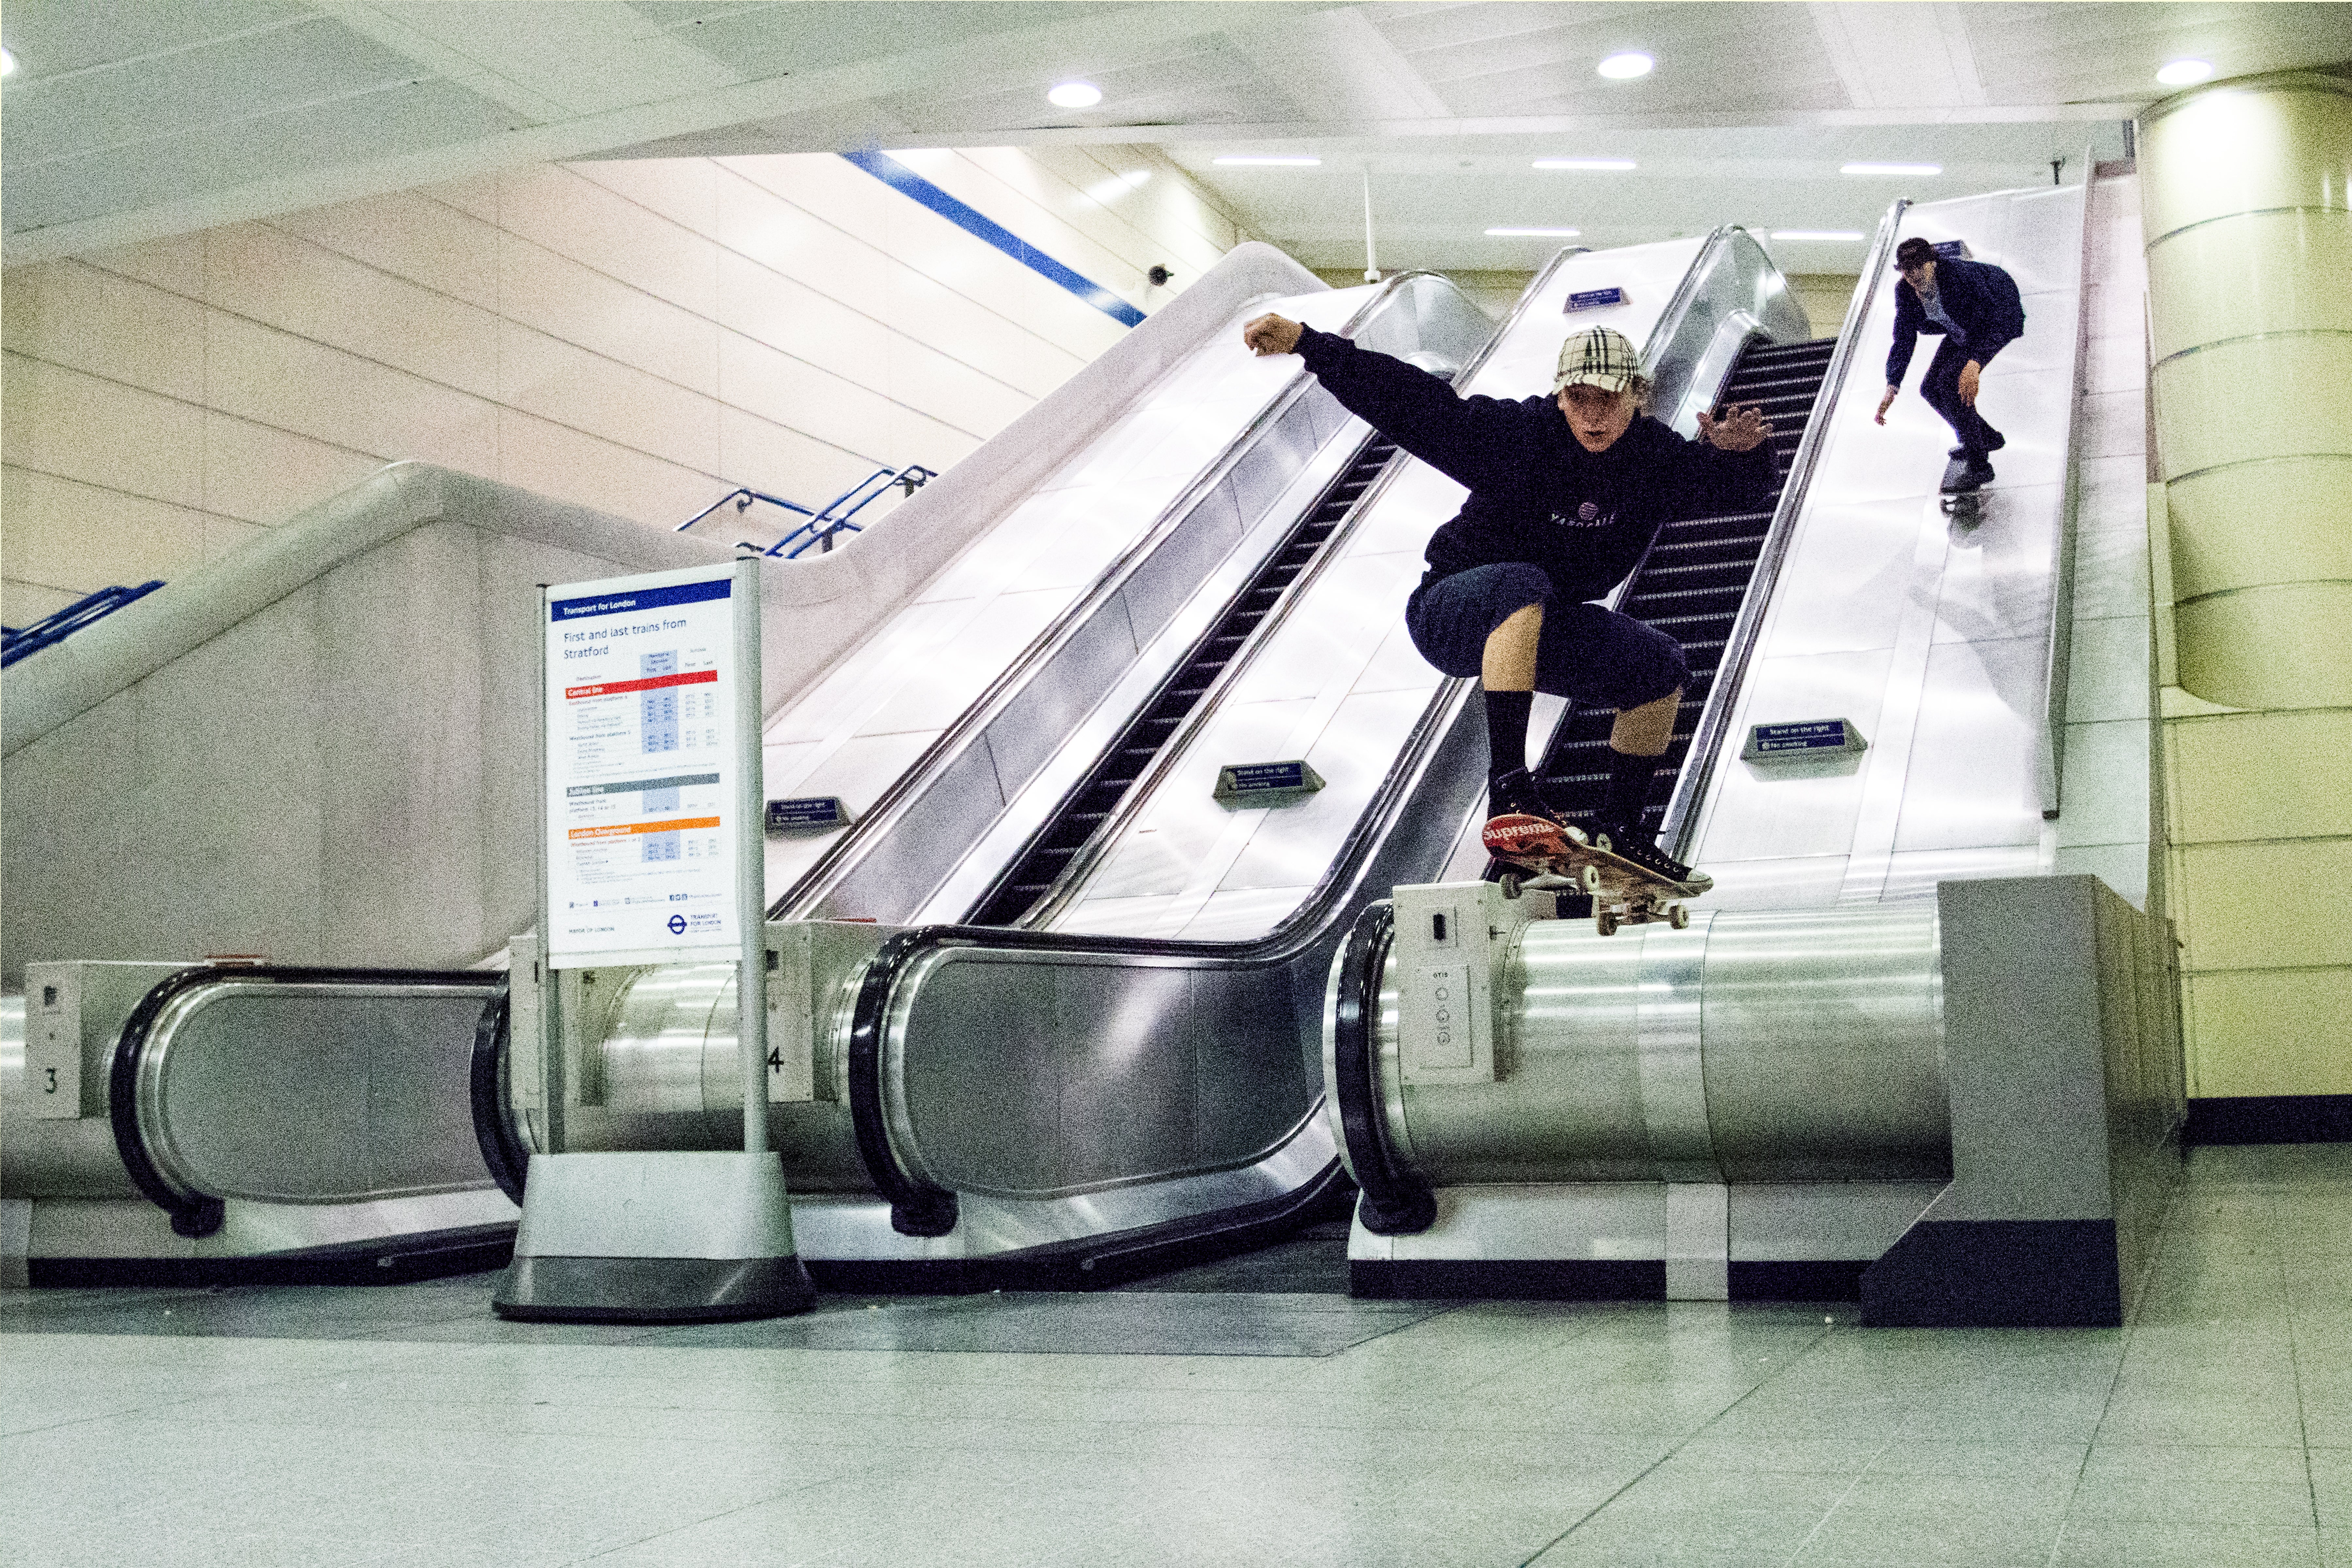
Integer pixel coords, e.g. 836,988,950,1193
676,464,937,558
1,580,167,669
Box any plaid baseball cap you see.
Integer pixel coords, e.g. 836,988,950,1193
1552,325,1642,395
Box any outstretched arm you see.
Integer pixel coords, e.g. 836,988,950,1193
1242,313,1521,491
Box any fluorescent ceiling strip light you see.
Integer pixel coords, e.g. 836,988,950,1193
1533,159,1636,171
1486,226,1582,237
1842,162,1941,177
1214,156,1321,167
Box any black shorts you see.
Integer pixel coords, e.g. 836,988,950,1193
1405,563,1688,709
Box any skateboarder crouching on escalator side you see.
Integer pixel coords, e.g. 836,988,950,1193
1240,313,1774,889
1873,237,2026,494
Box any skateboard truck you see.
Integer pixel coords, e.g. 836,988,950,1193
1484,817,1700,937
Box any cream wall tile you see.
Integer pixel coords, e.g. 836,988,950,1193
2175,838,2352,974
272,191,499,311
567,158,722,243
202,412,383,526
2186,967,2352,1098
496,165,716,317
2170,710,2352,844
205,222,501,400
726,153,906,258
420,172,501,226
496,408,717,531
203,314,498,475
869,263,1089,403
2,579,78,626
715,405,873,518
709,171,892,322
497,320,720,475
0,353,203,509
0,466,210,593
717,331,896,462
79,231,206,297
888,408,984,478
206,516,267,562
714,250,892,390
3,260,206,402
884,332,1032,442
499,231,719,395
921,149,1153,297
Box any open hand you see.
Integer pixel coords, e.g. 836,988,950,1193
1958,361,1982,406
1698,402,1771,452
1243,313,1304,356
1875,385,1898,425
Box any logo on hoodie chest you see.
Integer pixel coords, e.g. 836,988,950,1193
1548,499,1616,530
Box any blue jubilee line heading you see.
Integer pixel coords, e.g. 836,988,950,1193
841,149,1149,329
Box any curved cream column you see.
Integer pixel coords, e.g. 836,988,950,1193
2141,71,2352,708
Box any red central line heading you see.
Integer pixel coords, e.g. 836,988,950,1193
565,669,718,700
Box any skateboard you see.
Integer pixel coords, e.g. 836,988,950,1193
1481,814,1706,937
1938,454,1987,517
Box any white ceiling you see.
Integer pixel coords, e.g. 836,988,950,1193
2,2,2346,270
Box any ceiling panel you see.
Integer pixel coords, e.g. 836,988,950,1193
0,0,312,80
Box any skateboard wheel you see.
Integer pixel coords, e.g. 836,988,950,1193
1579,864,1602,891
1499,872,1523,899
1596,908,1619,937
1668,903,1689,930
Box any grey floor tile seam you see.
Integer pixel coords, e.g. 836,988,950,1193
1515,1318,1841,1567
2277,1161,2332,1544
557,1449,899,1568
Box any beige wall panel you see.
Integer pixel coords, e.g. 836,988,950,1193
2140,78,2352,241
2174,837,2352,972
2174,580,2352,710
882,333,1035,445
495,321,720,476
2169,709,2352,844
79,231,206,296
2,259,206,402
272,190,500,311
727,153,904,258
715,331,899,467
890,415,981,479
1018,146,1230,276
2186,967,2352,1098
0,354,202,510
713,251,895,395
201,412,381,527
2150,334,2352,479
204,516,265,564
495,166,716,318
926,148,1158,293
2166,456,2352,601
714,406,876,515
418,172,500,227
203,314,497,476
2146,210,2352,360
204,223,500,401
567,157,723,245
2,580,79,626
495,408,716,530
710,170,893,323
498,232,719,396
863,263,1089,404
0,466,210,595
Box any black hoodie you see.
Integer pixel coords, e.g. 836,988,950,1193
1296,325,1775,604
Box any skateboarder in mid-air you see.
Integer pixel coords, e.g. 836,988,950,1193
1874,237,2026,495
1241,312,1775,890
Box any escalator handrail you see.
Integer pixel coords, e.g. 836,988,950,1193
770,270,1464,923
109,963,506,1239
1326,900,1435,1233
1658,197,1913,860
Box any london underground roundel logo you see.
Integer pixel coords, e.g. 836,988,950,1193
667,914,688,935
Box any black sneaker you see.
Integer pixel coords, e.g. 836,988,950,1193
1488,766,1551,820
1947,429,2005,459
1590,818,1713,893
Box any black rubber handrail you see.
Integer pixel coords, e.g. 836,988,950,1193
469,982,530,1204
110,964,504,1238
1327,901,1435,1234
846,929,962,1236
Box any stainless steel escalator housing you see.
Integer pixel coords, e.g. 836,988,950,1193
1,964,516,1286
495,236,1810,1284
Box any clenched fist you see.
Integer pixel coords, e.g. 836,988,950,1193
1243,313,1304,357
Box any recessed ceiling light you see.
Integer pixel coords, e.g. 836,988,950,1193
2157,58,2214,86
1842,162,1941,177
1047,81,1102,109
1213,155,1322,167
0,46,16,75
1486,227,1582,237
1534,158,1637,171
1597,52,1653,80
1771,230,1865,242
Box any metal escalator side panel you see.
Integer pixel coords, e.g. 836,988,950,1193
768,275,1461,929
113,967,506,1224
1658,199,1914,861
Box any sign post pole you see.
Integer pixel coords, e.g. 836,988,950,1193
731,554,769,1158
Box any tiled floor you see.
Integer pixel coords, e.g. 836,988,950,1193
4,1146,2347,1567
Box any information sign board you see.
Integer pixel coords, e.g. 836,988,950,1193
1741,718,1869,760
1564,286,1629,312
544,565,750,965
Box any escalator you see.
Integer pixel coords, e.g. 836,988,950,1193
1531,338,1838,839
970,434,1403,926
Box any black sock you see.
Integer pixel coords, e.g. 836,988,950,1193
1485,690,1533,780
1600,747,1657,828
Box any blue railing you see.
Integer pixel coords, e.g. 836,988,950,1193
1,580,166,669
677,464,936,560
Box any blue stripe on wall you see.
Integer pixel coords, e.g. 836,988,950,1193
841,149,1149,329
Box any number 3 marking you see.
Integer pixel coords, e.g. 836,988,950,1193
43,1067,59,1093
